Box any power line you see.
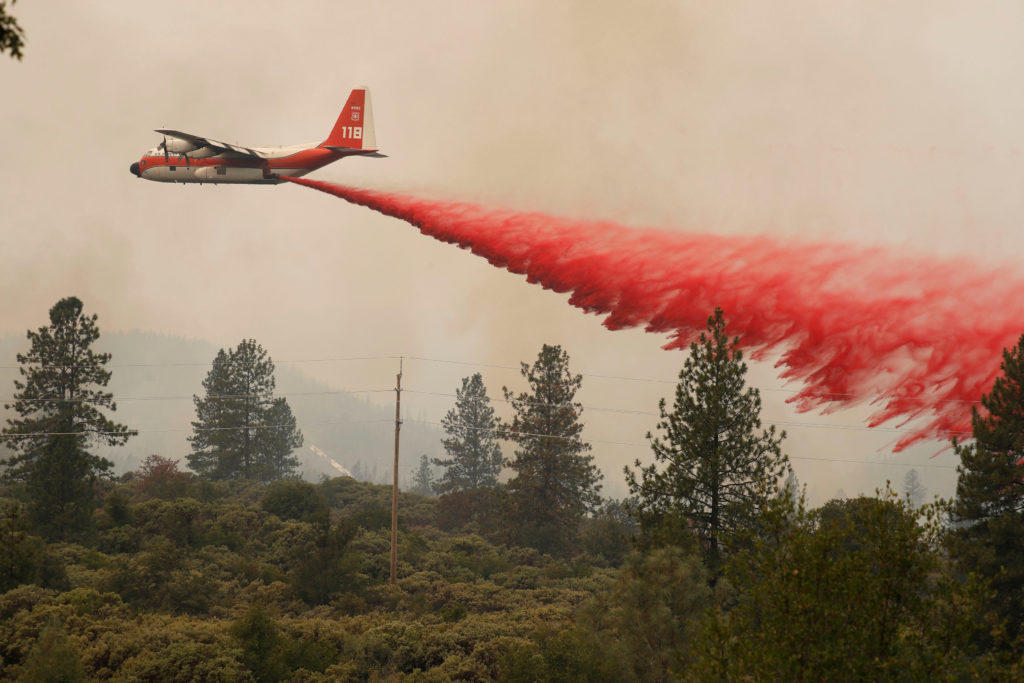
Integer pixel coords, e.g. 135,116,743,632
787,455,956,470
401,389,970,438
0,353,984,406
403,388,658,416
417,419,959,470
0,355,401,370
3,388,395,404
0,417,394,439
0,352,978,458
0,385,972,438
405,355,984,406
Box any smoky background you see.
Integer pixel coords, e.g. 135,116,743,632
2,0,1019,500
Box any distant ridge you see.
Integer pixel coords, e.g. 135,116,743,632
0,331,442,483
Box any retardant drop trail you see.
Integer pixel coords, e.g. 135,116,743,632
285,176,1024,450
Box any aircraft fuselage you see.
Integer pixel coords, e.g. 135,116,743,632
130,146,347,185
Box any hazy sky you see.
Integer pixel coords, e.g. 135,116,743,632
4,1,1023,501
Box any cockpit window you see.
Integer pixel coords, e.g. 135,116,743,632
142,140,165,156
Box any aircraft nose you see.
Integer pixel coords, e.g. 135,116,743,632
129,162,141,177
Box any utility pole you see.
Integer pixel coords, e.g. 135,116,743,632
390,357,402,585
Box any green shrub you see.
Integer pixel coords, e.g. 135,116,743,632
497,625,623,681
290,515,360,606
18,620,86,682
118,640,247,682
0,501,66,593
262,480,327,523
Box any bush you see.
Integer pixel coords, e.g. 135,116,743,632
497,626,622,681
436,487,512,543
18,620,86,682
232,604,288,681
290,515,360,605
0,501,67,593
103,489,132,526
133,455,191,500
261,480,327,522
694,492,990,679
579,499,637,567
577,547,711,678
118,640,247,682
133,498,205,548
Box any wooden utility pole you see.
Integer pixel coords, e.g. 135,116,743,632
390,357,402,585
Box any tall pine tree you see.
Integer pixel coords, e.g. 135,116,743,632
949,334,1024,641
902,468,926,508
411,454,435,496
1,297,135,537
501,344,601,554
626,308,788,575
433,373,502,493
188,340,302,481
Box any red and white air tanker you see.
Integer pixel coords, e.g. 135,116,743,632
129,87,383,184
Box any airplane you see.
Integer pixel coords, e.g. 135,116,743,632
129,87,383,184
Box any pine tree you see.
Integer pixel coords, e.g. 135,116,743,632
902,468,926,507
625,308,789,575
0,2,26,61
187,340,302,481
259,398,302,480
784,470,800,502
949,334,1024,641
350,460,367,482
433,373,502,493
1,297,135,537
411,454,435,496
501,344,601,554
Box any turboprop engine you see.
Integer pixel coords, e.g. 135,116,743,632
162,136,199,154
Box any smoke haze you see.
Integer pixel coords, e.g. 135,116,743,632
3,1,1024,500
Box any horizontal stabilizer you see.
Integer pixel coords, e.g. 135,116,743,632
325,146,387,157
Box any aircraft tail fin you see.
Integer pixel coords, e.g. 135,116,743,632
321,87,377,151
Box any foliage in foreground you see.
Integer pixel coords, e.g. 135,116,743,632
949,333,1024,643
0,475,620,680
693,492,1014,679
2,471,1020,681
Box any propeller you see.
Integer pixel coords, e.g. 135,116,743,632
162,135,169,162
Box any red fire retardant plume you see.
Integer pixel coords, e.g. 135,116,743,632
286,176,1024,451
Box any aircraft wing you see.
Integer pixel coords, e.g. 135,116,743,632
154,129,268,158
